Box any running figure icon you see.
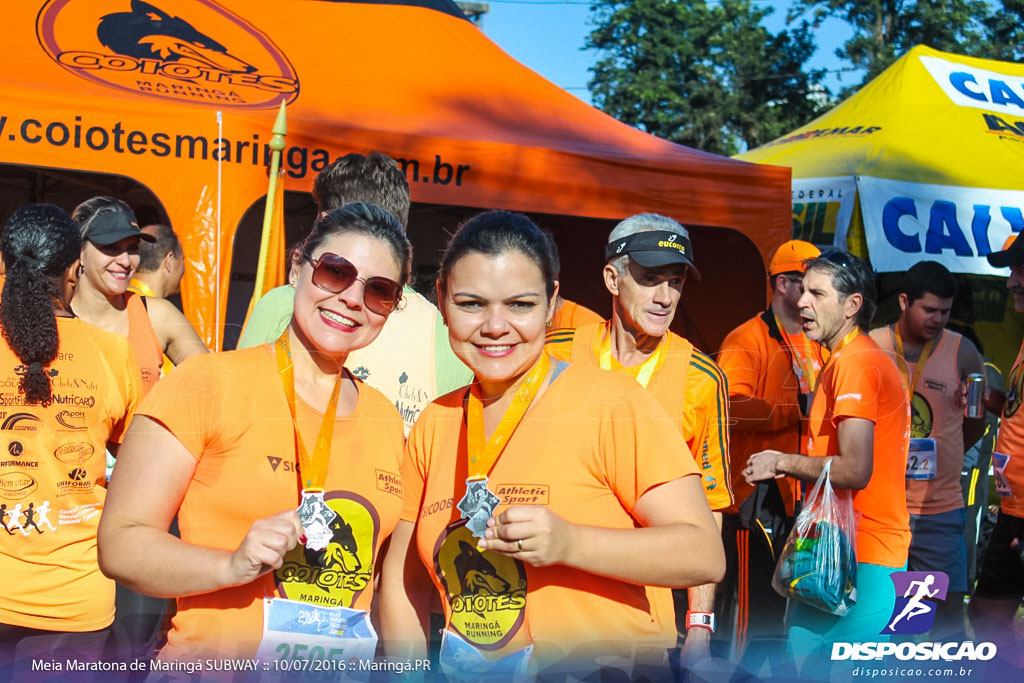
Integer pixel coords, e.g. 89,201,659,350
888,574,940,631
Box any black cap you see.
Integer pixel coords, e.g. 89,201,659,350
987,234,1024,268
604,230,701,279
80,209,156,246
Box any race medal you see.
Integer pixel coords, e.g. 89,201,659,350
297,489,338,551
993,452,1012,498
275,332,344,550
463,354,552,539
906,438,938,480
458,476,502,539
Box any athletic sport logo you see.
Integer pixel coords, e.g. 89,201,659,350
37,0,299,108
882,571,949,635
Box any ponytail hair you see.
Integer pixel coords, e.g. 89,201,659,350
0,204,81,405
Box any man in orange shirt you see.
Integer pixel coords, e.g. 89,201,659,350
870,261,985,638
745,251,910,658
969,235,1024,652
546,213,731,662
717,239,822,656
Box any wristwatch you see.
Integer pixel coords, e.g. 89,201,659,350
685,610,715,633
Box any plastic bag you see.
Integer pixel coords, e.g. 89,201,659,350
772,459,858,616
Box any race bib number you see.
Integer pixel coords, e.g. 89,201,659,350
439,629,532,678
256,598,377,680
906,438,937,480
992,452,1012,498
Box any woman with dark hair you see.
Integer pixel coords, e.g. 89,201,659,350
0,204,141,669
71,196,207,393
99,203,411,664
380,210,724,676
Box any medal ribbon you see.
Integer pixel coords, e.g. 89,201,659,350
822,328,862,374
893,324,937,398
774,313,821,393
466,353,551,480
596,324,667,389
275,331,343,494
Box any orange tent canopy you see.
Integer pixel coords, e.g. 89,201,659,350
2,0,790,349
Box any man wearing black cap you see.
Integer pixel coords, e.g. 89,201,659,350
547,213,731,662
968,234,1024,652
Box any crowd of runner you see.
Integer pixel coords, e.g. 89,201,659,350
0,151,1021,679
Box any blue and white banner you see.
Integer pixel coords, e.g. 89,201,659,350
920,54,1024,117
858,176,1024,274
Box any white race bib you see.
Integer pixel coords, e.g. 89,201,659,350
255,598,377,680
992,452,1012,498
906,438,938,480
439,629,532,678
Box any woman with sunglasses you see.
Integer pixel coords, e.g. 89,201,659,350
380,211,724,677
71,197,208,393
98,203,411,663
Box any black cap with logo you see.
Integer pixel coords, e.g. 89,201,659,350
604,230,701,279
987,234,1024,268
80,209,156,246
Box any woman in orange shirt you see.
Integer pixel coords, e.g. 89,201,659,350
98,204,411,663
70,196,207,393
381,210,723,677
0,204,140,671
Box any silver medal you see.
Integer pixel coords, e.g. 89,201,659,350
457,476,501,539
297,489,338,551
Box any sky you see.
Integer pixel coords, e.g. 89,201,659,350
476,0,861,106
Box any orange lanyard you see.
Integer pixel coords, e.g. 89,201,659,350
596,325,667,389
823,328,861,373
774,313,821,393
893,324,937,397
275,331,343,493
466,353,551,480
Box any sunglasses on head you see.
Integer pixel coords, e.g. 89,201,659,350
818,250,854,271
303,251,402,316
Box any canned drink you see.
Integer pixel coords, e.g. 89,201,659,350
965,373,985,418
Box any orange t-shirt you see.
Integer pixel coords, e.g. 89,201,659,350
549,298,603,331
995,339,1024,517
871,326,966,515
401,362,698,667
547,322,733,510
0,317,141,631
718,310,823,516
137,345,405,660
125,293,164,394
807,333,910,568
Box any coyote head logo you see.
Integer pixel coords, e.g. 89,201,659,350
454,540,511,600
97,0,255,75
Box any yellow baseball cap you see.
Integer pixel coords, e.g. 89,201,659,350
768,240,821,276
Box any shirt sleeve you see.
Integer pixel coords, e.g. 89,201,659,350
686,351,735,510
238,286,294,349
601,382,698,513
400,410,430,523
830,347,886,424
718,326,801,433
108,336,144,444
135,354,228,460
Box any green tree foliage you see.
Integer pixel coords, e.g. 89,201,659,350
586,0,827,155
982,0,1024,62
792,0,1016,88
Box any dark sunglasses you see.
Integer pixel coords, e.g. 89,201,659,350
818,250,854,270
303,251,402,316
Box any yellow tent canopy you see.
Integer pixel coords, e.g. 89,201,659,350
738,45,1024,371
